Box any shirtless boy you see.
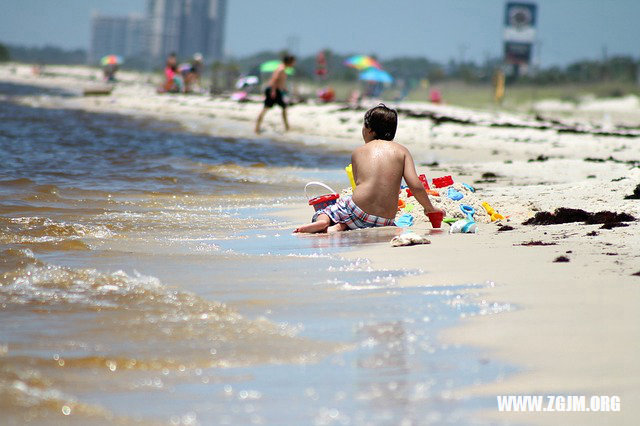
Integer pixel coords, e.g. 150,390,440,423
295,104,443,233
255,55,296,133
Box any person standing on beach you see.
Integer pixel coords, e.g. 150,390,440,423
255,55,296,133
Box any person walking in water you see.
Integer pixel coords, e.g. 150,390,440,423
255,55,296,133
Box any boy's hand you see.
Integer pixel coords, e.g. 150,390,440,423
424,206,445,217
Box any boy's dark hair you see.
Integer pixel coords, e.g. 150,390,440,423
283,55,296,65
364,103,397,140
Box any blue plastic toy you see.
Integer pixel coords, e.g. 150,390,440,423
395,213,414,228
448,187,464,201
460,204,475,220
462,183,475,192
449,204,478,233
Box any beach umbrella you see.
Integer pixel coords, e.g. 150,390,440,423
100,55,123,66
235,75,259,89
359,68,394,84
344,55,382,70
259,60,295,75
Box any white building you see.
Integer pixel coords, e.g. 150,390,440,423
147,0,226,64
89,13,147,64
89,0,226,67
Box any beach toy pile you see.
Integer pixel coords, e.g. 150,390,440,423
394,174,506,229
337,168,506,230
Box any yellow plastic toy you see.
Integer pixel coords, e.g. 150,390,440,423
345,164,356,190
481,201,505,221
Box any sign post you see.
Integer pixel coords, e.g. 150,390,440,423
503,2,537,77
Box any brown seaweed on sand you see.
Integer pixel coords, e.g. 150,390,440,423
518,241,557,246
624,184,640,200
523,208,635,227
554,256,570,263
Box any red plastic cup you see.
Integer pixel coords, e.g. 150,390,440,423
427,211,444,228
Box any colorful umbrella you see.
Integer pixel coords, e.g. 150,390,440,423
344,55,382,70
100,55,123,66
259,60,295,75
359,68,394,84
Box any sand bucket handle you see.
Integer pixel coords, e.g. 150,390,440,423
304,181,337,201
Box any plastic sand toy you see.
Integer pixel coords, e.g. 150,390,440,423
450,219,478,234
449,205,478,234
481,201,505,221
462,183,475,192
460,204,475,221
345,164,356,190
395,213,415,228
447,187,464,201
305,182,339,212
419,174,430,190
427,210,444,228
432,175,454,188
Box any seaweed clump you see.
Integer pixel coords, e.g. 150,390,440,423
523,208,635,227
519,241,557,246
624,183,640,200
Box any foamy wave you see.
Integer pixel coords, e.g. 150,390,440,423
0,216,116,246
0,251,341,369
0,363,115,423
0,255,220,314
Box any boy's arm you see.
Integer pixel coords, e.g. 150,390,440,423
269,68,283,97
350,152,357,184
402,149,441,214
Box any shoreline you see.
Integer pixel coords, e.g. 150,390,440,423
2,64,640,424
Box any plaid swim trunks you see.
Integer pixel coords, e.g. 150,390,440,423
313,196,396,230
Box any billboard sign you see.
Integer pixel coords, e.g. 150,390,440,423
503,2,537,66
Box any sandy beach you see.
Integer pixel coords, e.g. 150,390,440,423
1,63,639,424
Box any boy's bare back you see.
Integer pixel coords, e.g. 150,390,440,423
293,103,442,234
351,140,409,219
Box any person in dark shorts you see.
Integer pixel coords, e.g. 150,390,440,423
255,55,296,133
263,86,286,108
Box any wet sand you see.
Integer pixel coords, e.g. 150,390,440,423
2,63,640,424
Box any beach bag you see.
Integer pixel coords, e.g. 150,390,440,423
305,182,339,212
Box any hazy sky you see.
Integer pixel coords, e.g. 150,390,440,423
1,0,638,66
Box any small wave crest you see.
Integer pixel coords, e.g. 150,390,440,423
0,251,340,367
0,363,115,424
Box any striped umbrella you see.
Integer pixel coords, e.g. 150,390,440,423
100,55,123,66
343,55,382,71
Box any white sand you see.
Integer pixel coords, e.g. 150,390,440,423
2,63,639,424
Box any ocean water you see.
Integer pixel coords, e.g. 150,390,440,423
0,83,513,425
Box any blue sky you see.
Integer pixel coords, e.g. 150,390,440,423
1,0,638,66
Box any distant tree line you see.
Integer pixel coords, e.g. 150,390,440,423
230,49,639,86
1,41,638,86
0,43,10,62
3,43,86,64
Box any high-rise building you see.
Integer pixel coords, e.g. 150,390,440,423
89,13,147,64
206,0,227,62
147,0,226,64
147,0,183,62
89,0,226,67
